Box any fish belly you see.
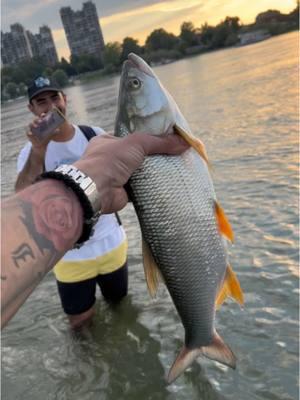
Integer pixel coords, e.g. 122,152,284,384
129,149,227,348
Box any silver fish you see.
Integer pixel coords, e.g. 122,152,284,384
115,53,243,383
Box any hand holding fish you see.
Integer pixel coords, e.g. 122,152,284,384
75,133,189,214
1,131,188,328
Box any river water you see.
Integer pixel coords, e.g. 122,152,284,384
1,32,299,400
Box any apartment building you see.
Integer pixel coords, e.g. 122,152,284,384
1,23,32,66
60,1,105,59
1,23,58,67
27,26,58,66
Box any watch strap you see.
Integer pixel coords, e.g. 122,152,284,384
37,164,101,248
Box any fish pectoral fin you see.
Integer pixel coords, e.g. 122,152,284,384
167,332,236,383
216,264,244,308
174,123,210,165
214,201,234,243
201,331,237,369
142,238,163,298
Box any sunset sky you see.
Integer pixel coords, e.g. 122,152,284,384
1,0,296,61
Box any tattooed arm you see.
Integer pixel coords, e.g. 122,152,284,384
1,133,188,328
1,180,83,328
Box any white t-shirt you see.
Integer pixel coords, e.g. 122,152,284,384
17,125,126,262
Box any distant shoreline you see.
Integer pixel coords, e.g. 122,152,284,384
66,30,300,87
2,30,298,106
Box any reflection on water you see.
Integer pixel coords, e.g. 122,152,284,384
1,32,299,400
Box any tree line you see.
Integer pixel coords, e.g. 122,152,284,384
2,4,298,101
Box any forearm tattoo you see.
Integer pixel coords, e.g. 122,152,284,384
1,180,83,315
12,243,35,269
18,180,83,253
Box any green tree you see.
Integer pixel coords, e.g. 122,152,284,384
102,42,122,68
224,16,240,32
17,57,46,84
51,69,69,87
1,66,15,87
211,24,228,48
180,22,199,47
200,23,215,46
59,57,77,76
43,67,53,77
145,29,179,51
70,54,102,74
211,17,240,48
18,82,27,96
121,37,142,62
5,82,18,98
87,54,103,70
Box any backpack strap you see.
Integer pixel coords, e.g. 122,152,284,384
78,125,97,141
78,124,122,227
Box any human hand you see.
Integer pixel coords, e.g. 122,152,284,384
74,133,189,214
27,113,59,157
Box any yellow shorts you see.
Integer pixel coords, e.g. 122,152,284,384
54,240,128,283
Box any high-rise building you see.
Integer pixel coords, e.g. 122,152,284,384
1,24,58,67
1,23,32,66
60,1,105,60
28,26,58,66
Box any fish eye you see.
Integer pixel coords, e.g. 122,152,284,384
128,78,141,90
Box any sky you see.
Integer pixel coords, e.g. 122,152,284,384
1,0,296,61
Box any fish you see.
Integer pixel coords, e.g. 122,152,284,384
115,53,244,383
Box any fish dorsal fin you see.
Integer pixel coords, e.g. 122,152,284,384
142,238,163,297
174,123,210,165
216,264,244,308
214,201,234,243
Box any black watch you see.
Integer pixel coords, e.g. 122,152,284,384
38,164,101,248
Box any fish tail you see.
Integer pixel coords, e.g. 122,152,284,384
167,346,202,384
200,331,237,369
167,332,236,384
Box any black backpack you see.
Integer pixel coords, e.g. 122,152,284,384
78,125,98,142
78,125,122,226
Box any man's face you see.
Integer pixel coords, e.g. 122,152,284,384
29,91,67,117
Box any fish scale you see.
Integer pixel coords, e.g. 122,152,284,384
128,148,227,347
115,53,241,382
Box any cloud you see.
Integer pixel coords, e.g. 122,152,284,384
1,0,177,31
2,1,63,33
101,1,205,40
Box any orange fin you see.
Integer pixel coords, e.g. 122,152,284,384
167,331,236,384
214,201,234,242
216,264,244,308
174,124,210,166
142,238,163,297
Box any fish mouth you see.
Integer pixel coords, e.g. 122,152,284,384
123,59,136,72
125,53,155,78
127,53,140,68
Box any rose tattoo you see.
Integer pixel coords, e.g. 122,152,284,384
18,180,83,253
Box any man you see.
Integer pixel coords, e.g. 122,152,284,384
15,76,128,329
2,133,189,328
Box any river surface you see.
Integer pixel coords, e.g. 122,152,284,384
1,32,299,400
